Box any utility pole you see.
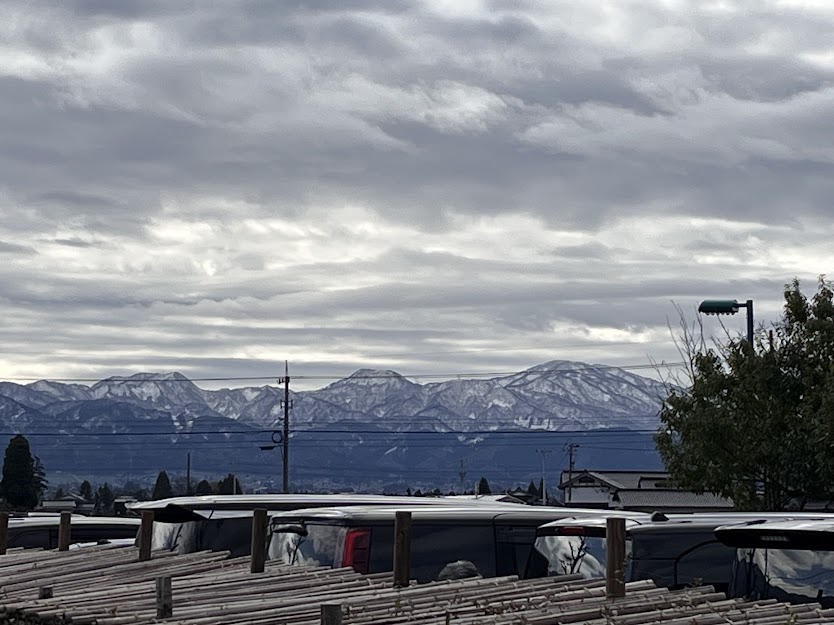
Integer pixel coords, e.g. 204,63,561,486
535,449,552,506
565,443,579,504
458,459,467,494
279,361,292,494
186,452,192,496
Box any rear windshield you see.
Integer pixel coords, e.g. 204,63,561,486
269,521,498,582
153,518,254,557
526,535,611,579
730,548,834,607
269,522,342,567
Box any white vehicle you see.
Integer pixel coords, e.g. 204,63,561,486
3,515,140,550
716,518,834,607
268,504,626,583
128,493,519,557
527,512,833,592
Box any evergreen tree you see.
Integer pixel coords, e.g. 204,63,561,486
33,456,48,497
152,470,174,500
527,480,539,498
0,435,39,510
477,477,491,495
79,480,93,502
96,483,115,515
55,486,65,499
217,473,242,495
195,479,214,495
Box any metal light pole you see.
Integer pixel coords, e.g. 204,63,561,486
535,449,552,506
698,299,754,346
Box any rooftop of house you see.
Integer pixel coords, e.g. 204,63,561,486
558,469,670,490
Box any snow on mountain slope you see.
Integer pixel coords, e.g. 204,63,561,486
0,360,669,435
89,372,207,411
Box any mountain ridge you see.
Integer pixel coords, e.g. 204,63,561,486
0,360,669,487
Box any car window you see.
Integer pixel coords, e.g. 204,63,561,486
8,529,52,549
72,525,142,545
673,540,736,591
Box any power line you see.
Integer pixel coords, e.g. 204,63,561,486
0,361,686,384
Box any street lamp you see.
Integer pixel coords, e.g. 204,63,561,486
698,299,754,346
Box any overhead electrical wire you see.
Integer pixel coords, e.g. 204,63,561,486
0,361,687,384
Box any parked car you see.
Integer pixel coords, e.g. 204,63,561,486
715,518,834,607
526,512,833,592
4,515,140,550
267,504,625,583
129,493,520,557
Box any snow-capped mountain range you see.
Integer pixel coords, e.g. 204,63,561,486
0,361,669,487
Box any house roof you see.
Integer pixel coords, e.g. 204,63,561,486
558,469,669,490
611,489,733,510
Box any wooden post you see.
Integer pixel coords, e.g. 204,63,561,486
138,510,154,562
58,511,72,551
321,603,343,625
606,517,626,599
0,511,8,556
250,508,268,574
156,576,173,619
393,511,412,588
38,587,53,600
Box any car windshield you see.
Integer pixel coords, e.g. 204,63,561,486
731,547,834,607
526,534,612,578
268,522,341,567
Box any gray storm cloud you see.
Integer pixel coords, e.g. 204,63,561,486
0,0,832,385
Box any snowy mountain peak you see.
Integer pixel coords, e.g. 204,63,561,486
325,369,416,389
89,371,205,409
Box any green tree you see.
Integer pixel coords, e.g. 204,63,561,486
152,470,174,500
0,435,39,510
195,479,214,495
527,480,540,498
656,278,834,511
477,477,491,495
55,486,65,499
79,480,94,502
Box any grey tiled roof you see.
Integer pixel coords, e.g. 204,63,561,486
612,489,733,509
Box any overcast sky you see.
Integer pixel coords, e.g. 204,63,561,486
1,0,833,390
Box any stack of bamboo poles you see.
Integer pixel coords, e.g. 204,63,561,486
1,545,833,625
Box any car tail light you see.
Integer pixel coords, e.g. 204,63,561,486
341,528,371,574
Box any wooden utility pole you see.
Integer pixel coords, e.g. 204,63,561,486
186,452,192,496
606,517,626,599
280,361,291,494
565,443,579,503
393,511,412,588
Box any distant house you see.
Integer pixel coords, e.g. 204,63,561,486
36,494,95,516
558,469,733,513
